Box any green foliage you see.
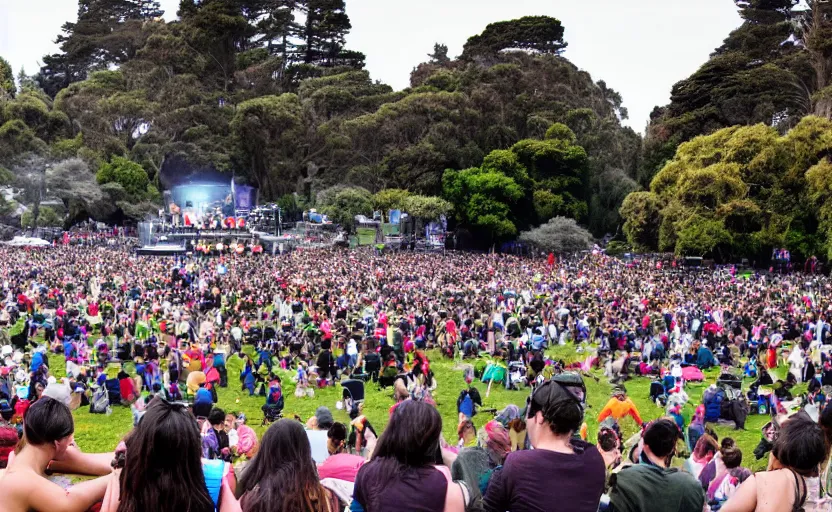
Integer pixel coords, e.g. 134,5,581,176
0,165,13,186
462,16,567,58
622,117,832,260
619,192,662,252
544,122,576,143
675,216,733,257
638,0,832,185
51,134,85,160
401,195,453,221
0,57,14,98
316,185,373,232
372,189,411,212
21,206,61,228
806,158,832,259
533,189,564,222
443,166,523,241
6,4,638,238
604,240,630,257
96,156,150,198
276,193,303,220
231,94,303,198
428,43,451,65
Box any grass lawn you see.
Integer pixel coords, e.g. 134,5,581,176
41,344,776,471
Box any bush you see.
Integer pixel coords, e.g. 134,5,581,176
316,186,373,232
604,240,630,257
21,206,62,228
96,156,150,198
519,216,593,253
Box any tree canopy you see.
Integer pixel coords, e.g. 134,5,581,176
519,216,593,253
17,1,832,260
621,117,832,260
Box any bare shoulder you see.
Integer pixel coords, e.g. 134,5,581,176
0,469,38,508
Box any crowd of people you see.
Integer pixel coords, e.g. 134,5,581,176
1,244,832,510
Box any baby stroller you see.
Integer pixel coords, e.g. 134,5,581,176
261,380,284,426
341,379,365,417
717,371,743,391
508,361,527,391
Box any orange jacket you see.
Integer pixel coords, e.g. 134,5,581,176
598,397,643,426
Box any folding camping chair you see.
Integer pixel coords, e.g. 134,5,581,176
341,379,365,416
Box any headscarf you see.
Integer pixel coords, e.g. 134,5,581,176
477,420,511,466
690,404,705,427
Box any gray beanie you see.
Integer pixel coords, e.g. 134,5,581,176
315,406,334,429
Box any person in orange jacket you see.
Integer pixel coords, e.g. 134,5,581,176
598,386,643,426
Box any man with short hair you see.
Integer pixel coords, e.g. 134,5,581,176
607,419,705,512
484,375,605,512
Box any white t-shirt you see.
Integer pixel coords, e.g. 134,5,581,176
306,429,329,464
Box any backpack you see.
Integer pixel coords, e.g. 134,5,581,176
703,387,724,423
457,390,474,418
89,388,110,414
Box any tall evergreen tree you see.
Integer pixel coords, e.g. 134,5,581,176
37,0,166,97
299,0,364,68
0,57,14,99
638,0,811,185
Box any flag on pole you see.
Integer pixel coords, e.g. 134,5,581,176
230,176,236,214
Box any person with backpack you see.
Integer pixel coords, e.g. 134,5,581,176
484,376,605,512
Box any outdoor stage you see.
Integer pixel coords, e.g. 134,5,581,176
136,220,303,256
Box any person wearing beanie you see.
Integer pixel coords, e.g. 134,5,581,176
306,406,334,464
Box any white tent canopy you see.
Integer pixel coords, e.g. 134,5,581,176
3,236,51,247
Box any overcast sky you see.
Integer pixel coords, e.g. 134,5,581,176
0,0,742,132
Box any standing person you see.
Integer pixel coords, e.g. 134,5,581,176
353,400,466,512
484,377,605,512
721,414,831,512
237,419,341,512
0,397,113,512
607,419,705,512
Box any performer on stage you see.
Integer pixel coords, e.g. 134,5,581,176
170,202,181,228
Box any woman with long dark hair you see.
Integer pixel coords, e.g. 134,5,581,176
353,400,465,512
236,418,339,512
113,398,216,512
